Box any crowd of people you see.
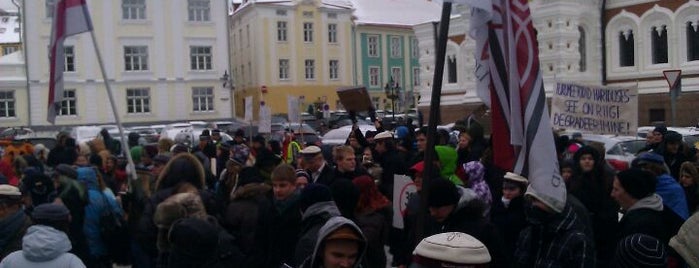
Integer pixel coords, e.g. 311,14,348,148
0,120,698,268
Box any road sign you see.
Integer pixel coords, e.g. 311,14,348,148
663,70,682,90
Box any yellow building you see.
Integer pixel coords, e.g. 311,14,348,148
230,0,353,119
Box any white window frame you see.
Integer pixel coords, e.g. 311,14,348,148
390,36,402,58
122,0,146,20
190,46,212,70
124,46,149,71
64,46,75,72
367,35,379,58
412,67,420,86
303,22,314,43
279,59,290,80
411,37,419,58
46,0,55,18
277,21,287,42
329,60,339,80
391,67,402,86
2,46,17,55
188,0,210,22
0,91,15,118
305,59,315,80
328,24,337,43
369,66,380,87
58,89,77,116
192,87,214,112
126,88,150,114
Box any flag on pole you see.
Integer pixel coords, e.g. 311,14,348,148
48,0,93,124
457,0,566,212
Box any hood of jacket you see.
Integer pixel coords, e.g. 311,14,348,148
230,182,271,200
669,212,699,268
307,216,367,268
21,225,72,262
76,166,99,190
156,153,206,190
627,194,663,213
302,201,341,221
435,145,457,177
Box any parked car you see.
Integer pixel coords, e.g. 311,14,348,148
70,126,103,144
129,126,160,143
564,132,646,171
321,125,377,146
160,123,193,141
0,127,35,140
637,126,699,148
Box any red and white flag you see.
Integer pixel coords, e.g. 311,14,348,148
455,0,566,212
48,0,93,124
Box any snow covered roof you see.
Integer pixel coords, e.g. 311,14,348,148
233,0,352,14
0,14,20,44
0,1,19,13
0,50,23,64
349,0,442,27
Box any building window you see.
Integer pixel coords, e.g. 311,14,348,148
369,67,380,87
192,87,214,112
303,23,314,43
190,46,212,70
578,26,586,72
188,0,210,22
687,21,699,61
391,67,402,87
277,21,287,41
59,90,76,116
411,37,419,59
619,30,634,67
279,59,289,80
46,0,55,18
328,24,337,43
447,55,457,83
0,91,15,118
412,67,420,86
329,60,339,80
390,36,401,58
303,11,313,18
649,108,665,123
651,25,668,64
276,10,287,16
305,59,315,80
3,46,17,55
328,13,337,19
126,88,150,114
368,35,379,57
122,0,146,20
64,46,75,72
124,46,148,71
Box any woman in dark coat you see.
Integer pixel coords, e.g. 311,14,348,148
352,176,391,268
569,146,619,266
490,172,528,258
223,167,272,255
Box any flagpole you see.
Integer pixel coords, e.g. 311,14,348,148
88,31,138,185
417,1,452,242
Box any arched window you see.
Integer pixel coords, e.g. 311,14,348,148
578,26,586,72
687,21,699,61
447,55,457,83
651,25,668,64
619,30,635,67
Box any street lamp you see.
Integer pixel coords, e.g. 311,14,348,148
384,76,401,120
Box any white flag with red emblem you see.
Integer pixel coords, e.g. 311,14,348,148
48,0,93,124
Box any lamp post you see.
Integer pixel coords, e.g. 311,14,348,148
384,76,401,120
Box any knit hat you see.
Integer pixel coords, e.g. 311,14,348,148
32,203,70,222
413,232,491,266
669,213,699,268
53,164,78,179
636,152,664,165
325,225,363,242
0,184,21,197
613,234,667,268
237,167,264,187
664,131,682,143
230,144,250,165
374,131,393,141
298,183,333,212
168,217,219,260
653,125,667,136
199,129,211,141
616,168,656,200
427,178,460,207
296,169,311,180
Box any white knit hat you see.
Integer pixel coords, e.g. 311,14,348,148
413,232,491,266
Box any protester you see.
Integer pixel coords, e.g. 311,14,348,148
153,192,208,267
412,232,491,267
302,146,335,186
636,152,690,219
167,217,245,268
352,175,390,268
333,145,366,181
298,216,367,268
296,169,311,190
0,203,85,267
669,212,699,268
490,172,528,258
0,184,31,259
50,164,89,262
373,131,407,198
612,234,667,268
293,183,341,266
223,167,271,255
679,161,699,213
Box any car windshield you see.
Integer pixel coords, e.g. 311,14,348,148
618,140,647,155
684,135,699,147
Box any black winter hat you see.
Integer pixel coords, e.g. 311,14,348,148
252,134,266,145
616,168,656,200
653,125,668,136
298,183,333,212
427,178,460,207
664,131,682,143
237,167,264,187
613,233,667,268
32,203,70,222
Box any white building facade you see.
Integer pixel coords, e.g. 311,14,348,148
8,0,231,128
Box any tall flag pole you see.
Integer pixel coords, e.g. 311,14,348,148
48,0,92,124
49,0,138,183
455,0,567,212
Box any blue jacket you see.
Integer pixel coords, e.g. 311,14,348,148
77,167,123,257
0,225,85,268
656,173,689,220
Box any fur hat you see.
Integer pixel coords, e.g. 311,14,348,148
413,232,491,266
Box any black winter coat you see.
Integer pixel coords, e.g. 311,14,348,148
355,206,391,268
252,194,303,268
490,196,527,258
223,183,272,255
